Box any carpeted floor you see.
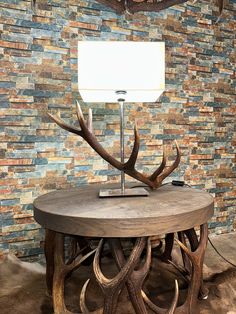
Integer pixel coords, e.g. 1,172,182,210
0,233,236,314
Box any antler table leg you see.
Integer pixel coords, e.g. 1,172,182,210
45,226,208,314
183,229,209,300
143,224,208,314
45,229,56,296
160,233,174,262
53,232,69,314
93,238,147,314
174,223,209,314
108,237,150,314
52,232,96,314
108,238,179,314
177,231,191,275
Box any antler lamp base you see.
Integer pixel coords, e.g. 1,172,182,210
48,101,181,194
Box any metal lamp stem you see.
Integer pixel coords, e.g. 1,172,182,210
98,90,149,197
118,98,125,194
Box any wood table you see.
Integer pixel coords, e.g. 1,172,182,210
33,184,214,314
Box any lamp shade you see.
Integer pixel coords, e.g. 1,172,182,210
78,41,165,103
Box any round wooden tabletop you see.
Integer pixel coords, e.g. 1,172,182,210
33,184,214,237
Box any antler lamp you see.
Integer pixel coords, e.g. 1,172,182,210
48,41,181,198
78,41,165,197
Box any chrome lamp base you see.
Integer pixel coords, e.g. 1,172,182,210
99,187,149,198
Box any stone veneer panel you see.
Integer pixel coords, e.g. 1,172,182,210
0,0,235,260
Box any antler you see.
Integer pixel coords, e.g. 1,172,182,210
80,238,147,313
48,103,181,189
32,1,225,16
95,0,225,16
142,279,179,314
174,224,209,311
96,0,188,14
107,238,152,313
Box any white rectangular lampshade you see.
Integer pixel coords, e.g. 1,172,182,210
78,41,165,103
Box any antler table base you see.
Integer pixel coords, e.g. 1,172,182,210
34,184,214,314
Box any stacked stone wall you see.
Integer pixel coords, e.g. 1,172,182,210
0,0,235,260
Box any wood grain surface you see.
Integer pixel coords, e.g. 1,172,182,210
33,184,214,237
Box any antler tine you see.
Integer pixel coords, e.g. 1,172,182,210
142,279,179,314
149,150,167,182
124,123,140,169
94,238,146,291
76,101,93,134
167,280,179,314
87,108,93,134
157,140,181,182
137,237,152,275
218,0,224,15
80,279,103,314
74,103,123,168
141,289,159,313
195,223,208,255
174,237,194,260
76,101,95,137
67,248,97,273
47,112,82,136
93,239,110,287
80,279,90,313
76,101,87,130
